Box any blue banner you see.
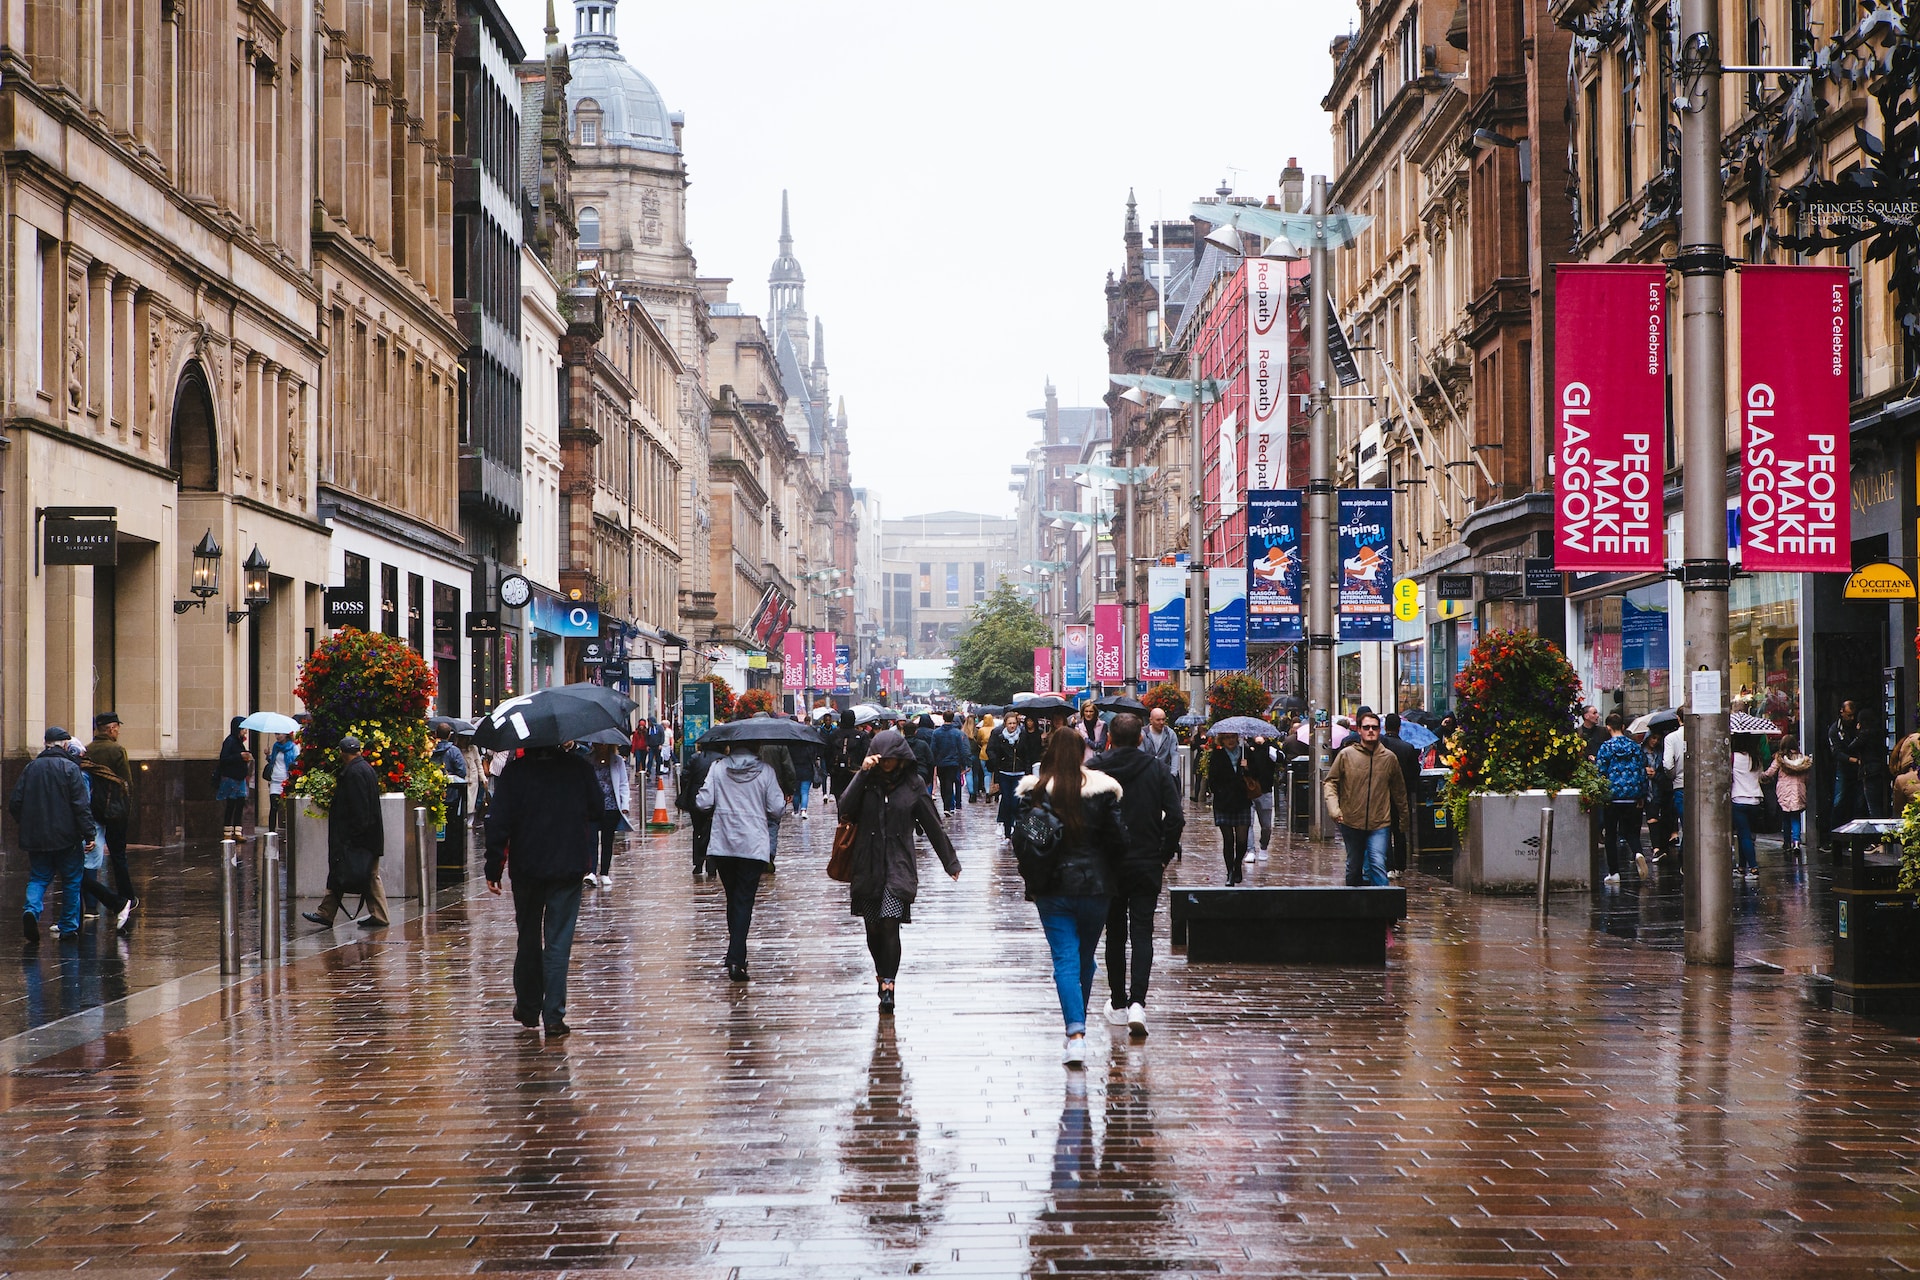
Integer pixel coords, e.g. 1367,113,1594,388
1246,489,1303,642
1337,489,1394,641
1147,566,1186,671
1063,624,1090,689
1207,568,1247,671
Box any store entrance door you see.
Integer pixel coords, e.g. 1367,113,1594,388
1813,535,1894,830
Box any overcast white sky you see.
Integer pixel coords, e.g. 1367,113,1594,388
500,1,1351,521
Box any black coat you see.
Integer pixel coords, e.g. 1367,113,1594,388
216,730,250,781
831,726,871,791
1381,733,1422,814
1013,769,1128,898
677,749,722,813
484,750,604,883
328,755,384,858
1086,746,1185,894
1243,741,1278,792
9,747,93,853
839,767,959,915
905,733,935,785
985,727,1040,776
1209,747,1254,824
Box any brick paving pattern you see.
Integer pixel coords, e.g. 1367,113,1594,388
1,800,1918,1277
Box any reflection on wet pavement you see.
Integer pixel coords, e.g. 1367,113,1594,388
1,802,1918,1277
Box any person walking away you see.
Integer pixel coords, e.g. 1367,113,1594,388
1594,713,1649,886
1087,714,1183,1038
904,716,937,788
75,741,134,931
1074,702,1108,753
964,713,990,801
697,743,788,980
1244,735,1277,858
839,730,960,1013
585,743,630,888
787,728,821,822
1141,707,1179,777
930,713,967,815
1208,732,1255,885
1826,700,1867,843
430,723,469,867
86,712,137,905
756,722,796,872
830,710,870,805
484,743,603,1035
1014,728,1128,1067
677,742,724,875
648,719,669,778
1732,734,1765,880
1664,724,1687,853
1379,715,1422,875
1765,734,1813,862
302,736,391,930
987,710,1037,840
214,716,252,839
265,731,301,833
11,728,95,944
1643,726,1676,866
1323,712,1410,888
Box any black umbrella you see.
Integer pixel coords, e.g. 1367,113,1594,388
697,718,827,750
1013,694,1073,715
472,683,635,750
1093,695,1149,715
1275,696,1307,714
1398,708,1438,726
1646,707,1682,731
970,705,1005,717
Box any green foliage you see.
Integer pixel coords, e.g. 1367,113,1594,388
1206,673,1271,721
1899,798,1920,894
950,584,1052,705
1440,629,1604,835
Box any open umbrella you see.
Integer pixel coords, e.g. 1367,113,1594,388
1275,695,1307,714
1730,711,1781,735
1209,715,1280,738
1014,694,1073,715
1093,695,1149,715
851,704,898,726
238,711,300,734
698,718,827,750
810,706,838,721
1396,720,1439,751
472,683,635,751
1399,708,1438,726
1174,713,1208,729
428,715,477,736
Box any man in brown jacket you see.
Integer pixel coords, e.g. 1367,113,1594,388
1322,711,1410,887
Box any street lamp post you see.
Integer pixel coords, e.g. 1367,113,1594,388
1307,177,1337,839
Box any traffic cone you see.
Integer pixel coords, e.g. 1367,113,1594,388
647,773,676,833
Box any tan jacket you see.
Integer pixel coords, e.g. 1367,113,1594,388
1323,741,1411,837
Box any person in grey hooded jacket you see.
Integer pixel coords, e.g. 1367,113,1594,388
696,745,789,980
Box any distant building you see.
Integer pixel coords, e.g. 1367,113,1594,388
1009,383,1110,637
881,513,1020,659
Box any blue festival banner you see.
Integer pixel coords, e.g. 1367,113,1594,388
1063,624,1091,689
834,644,852,694
1207,567,1248,670
1147,566,1187,671
1338,489,1394,641
1246,489,1303,642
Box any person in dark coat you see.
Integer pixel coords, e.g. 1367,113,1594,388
483,744,604,1034
903,716,937,788
986,710,1043,839
756,722,796,869
1014,728,1129,1068
839,730,960,1013
1380,714,1423,874
928,713,968,815
10,727,96,944
830,710,871,805
304,736,390,929
677,744,723,875
1087,714,1184,1038
215,715,252,839
1208,733,1256,884
786,726,822,821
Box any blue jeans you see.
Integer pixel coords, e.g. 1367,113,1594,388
1733,802,1759,870
969,758,986,798
1782,809,1803,847
794,779,811,814
1034,895,1109,1035
26,846,85,933
1340,825,1390,887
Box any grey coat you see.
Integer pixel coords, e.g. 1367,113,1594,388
1141,726,1180,774
696,752,788,862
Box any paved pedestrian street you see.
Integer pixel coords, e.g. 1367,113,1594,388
3,804,1920,1279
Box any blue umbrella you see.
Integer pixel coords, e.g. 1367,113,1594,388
1396,721,1438,750
239,711,300,734
1209,716,1279,737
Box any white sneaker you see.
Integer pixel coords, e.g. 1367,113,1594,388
1635,853,1649,878
799,811,809,820
1743,869,1759,880
114,901,134,931
1063,1036,1086,1068
583,872,597,887
1127,1003,1148,1038
599,870,612,887
1104,1004,1129,1026
1603,873,1621,885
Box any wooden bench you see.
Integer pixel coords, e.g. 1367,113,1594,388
1170,886,1407,964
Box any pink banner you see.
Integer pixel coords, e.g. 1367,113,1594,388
1033,647,1053,694
1093,604,1123,685
782,631,805,691
1740,265,1850,572
1553,264,1666,572
811,631,836,690
1138,605,1169,682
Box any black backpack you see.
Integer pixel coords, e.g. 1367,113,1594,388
1011,793,1065,890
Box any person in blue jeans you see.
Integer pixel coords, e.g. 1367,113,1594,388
1321,713,1408,888
1594,712,1650,885
10,727,96,944
1013,730,1128,1068
1732,735,1765,879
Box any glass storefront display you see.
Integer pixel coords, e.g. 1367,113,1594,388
1395,640,1425,712
1427,617,1475,713
1574,583,1670,719
1339,650,1363,715
1729,572,1801,743
532,634,559,691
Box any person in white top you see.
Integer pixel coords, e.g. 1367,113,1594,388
1731,734,1764,879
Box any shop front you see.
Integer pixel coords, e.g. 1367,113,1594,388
1567,575,1675,721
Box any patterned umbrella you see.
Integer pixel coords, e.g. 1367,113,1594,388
1729,712,1780,735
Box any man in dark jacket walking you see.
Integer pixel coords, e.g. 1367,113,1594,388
929,713,968,815
485,744,604,1034
677,744,723,874
11,727,96,943
1380,714,1423,874
1089,714,1184,1038
304,736,390,929
86,712,136,905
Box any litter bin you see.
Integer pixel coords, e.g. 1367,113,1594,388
1418,768,1456,855
1288,757,1312,835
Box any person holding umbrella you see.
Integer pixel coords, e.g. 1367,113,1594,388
839,729,960,1012
1207,731,1256,885
697,735,790,981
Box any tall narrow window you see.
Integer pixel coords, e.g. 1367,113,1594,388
1619,55,1635,200
578,206,600,249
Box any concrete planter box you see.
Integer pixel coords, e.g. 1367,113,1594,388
1455,790,1591,894
290,793,422,900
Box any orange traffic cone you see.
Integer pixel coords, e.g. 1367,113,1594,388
647,773,676,833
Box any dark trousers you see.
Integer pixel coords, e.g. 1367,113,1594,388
712,856,765,968
865,917,902,979
968,758,986,798
1601,802,1643,876
1219,822,1249,884
996,773,1025,835
103,817,131,901
222,797,246,828
691,813,713,871
937,766,963,811
1105,890,1156,1010
596,812,619,875
82,869,127,918
510,874,583,1028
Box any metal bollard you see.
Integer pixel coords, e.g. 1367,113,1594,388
414,806,432,904
219,838,241,974
1284,761,1295,857
1536,806,1556,918
258,830,281,962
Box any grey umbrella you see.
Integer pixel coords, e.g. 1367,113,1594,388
697,718,827,749
1093,695,1149,715
1210,715,1280,737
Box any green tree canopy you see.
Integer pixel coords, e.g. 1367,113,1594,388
950,583,1052,705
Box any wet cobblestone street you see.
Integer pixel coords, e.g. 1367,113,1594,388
2,799,1919,1278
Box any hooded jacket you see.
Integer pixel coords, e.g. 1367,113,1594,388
1323,740,1411,837
839,730,960,913
1086,746,1185,894
484,748,603,882
1014,768,1128,898
696,751,788,863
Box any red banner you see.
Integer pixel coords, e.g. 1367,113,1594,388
1092,604,1123,685
1553,264,1667,571
782,632,805,691
1033,647,1053,694
1740,265,1850,572
1138,605,1169,682
811,631,836,690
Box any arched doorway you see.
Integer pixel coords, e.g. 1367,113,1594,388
169,362,218,491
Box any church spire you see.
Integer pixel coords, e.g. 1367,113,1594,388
780,189,793,257
812,317,825,369
1125,188,1138,234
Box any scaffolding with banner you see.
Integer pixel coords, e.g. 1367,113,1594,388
1251,643,1299,701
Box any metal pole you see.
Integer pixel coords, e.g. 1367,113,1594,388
1679,0,1733,966
414,805,432,904
1123,461,1136,696
258,830,281,962
219,837,240,974
1188,385,1206,731
1536,806,1555,918
1307,175,1337,840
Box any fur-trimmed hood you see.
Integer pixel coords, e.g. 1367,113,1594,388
1015,768,1123,800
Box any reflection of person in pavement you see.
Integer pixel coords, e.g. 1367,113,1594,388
1040,1062,1172,1267
838,1021,942,1245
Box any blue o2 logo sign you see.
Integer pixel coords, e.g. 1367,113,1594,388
529,595,600,637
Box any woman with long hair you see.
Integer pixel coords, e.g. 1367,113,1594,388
215,716,252,839
584,743,630,888
839,729,960,1013
1208,731,1254,885
1014,728,1128,1068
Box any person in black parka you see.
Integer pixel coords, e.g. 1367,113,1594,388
677,744,723,875
1087,714,1184,1037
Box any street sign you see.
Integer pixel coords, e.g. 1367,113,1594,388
630,658,656,684
1436,573,1475,601
42,510,117,566
1524,559,1564,597
465,611,502,637
582,640,604,664
324,587,369,628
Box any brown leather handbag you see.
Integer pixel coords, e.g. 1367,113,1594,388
827,821,857,882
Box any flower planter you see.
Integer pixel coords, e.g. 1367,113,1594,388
1456,790,1592,894
290,794,415,900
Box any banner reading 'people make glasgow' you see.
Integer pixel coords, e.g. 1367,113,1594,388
1246,489,1303,642
1147,565,1186,672
1337,489,1394,641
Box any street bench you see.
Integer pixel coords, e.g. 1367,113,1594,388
1170,886,1407,964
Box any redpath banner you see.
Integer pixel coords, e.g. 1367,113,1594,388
1740,265,1850,572
1247,257,1289,489
1553,264,1666,571
1138,605,1170,682
812,631,836,690
1092,604,1123,685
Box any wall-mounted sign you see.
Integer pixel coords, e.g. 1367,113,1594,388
1524,559,1564,597
630,658,656,684
1392,578,1421,622
466,611,502,637
528,595,599,637
43,511,118,566
1436,573,1476,601
582,639,604,664
1844,562,1916,601
324,586,369,628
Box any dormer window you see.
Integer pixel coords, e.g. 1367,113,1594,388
575,99,601,147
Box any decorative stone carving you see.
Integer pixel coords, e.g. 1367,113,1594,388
66,285,84,412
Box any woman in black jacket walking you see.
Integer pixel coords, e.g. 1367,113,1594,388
1014,729,1128,1068
839,730,960,1013
1208,732,1255,885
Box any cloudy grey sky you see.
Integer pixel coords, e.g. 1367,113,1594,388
500,1,1351,520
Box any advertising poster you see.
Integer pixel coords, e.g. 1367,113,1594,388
1740,264,1850,572
812,631,836,691
1247,257,1290,489
834,644,851,694
1147,566,1187,672
782,631,805,691
679,682,713,766
1138,605,1170,682
1033,647,1054,694
1093,604,1123,685
1063,624,1091,689
1553,263,1667,571
1337,489,1394,641
1208,567,1248,671
1246,489,1303,642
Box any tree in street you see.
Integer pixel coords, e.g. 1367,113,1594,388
950,584,1052,705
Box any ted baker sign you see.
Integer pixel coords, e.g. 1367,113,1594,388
1554,265,1667,572
1739,265,1849,572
